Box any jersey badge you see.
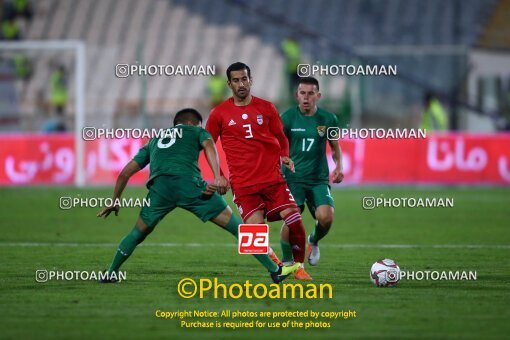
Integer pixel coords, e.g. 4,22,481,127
257,114,263,125
317,126,326,137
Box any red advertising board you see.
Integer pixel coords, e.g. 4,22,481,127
1,133,509,186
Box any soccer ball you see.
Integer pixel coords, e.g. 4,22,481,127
370,259,400,287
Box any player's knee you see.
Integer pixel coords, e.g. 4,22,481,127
212,206,233,226
283,211,305,234
245,210,265,224
318,215,333,229
316,209,334,229
281,207,300,218
136,217,152,235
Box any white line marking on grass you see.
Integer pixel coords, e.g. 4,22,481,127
326,244,510,249
0,242,509,249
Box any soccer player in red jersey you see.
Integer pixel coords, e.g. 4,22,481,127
206,62,312,280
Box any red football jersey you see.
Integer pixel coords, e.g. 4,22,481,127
206,96,290,189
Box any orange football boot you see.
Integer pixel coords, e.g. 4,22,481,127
294,267,313,280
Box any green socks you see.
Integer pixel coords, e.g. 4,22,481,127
107,226,147,274
280,240,293,263
309,221,330,245
224,214,279,273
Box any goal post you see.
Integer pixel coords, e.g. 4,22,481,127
0,40,87,187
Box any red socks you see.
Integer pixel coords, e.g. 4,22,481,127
283,211,306,263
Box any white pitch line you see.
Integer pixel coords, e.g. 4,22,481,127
0,242,509,249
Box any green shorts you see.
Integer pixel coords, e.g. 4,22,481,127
287,182,334,218
139,175,227,229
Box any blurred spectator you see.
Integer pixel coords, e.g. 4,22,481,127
2,0,31,19
420,92,448,131
208,68,228,108
14,53,32,96
1,15,20,40
49,65,68,116
14,54,31,80
43,65,68,133
12,0,32,20
281,36,301,100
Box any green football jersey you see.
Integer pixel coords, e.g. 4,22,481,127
133,125,212,187
281,106,338,184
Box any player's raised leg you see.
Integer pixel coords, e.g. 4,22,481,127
103,217,152,281
99,180,174,283
96,159,162,283
211,206,299,283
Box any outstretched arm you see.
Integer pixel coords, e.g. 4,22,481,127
97,160,141,218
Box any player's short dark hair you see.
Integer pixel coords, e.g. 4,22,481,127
298,76,320,91
173,108,203,126
226,62,251,81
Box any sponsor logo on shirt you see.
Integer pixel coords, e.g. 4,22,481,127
228,119,236,126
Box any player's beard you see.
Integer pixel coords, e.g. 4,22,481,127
236,87,249,99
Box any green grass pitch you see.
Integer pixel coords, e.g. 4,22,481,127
0,186,509,339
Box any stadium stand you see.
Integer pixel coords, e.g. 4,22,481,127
477,0,510,49
0,0,501,130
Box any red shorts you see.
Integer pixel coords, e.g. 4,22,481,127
232,180,298,222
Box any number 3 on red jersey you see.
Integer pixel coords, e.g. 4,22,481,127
242,124,253,139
